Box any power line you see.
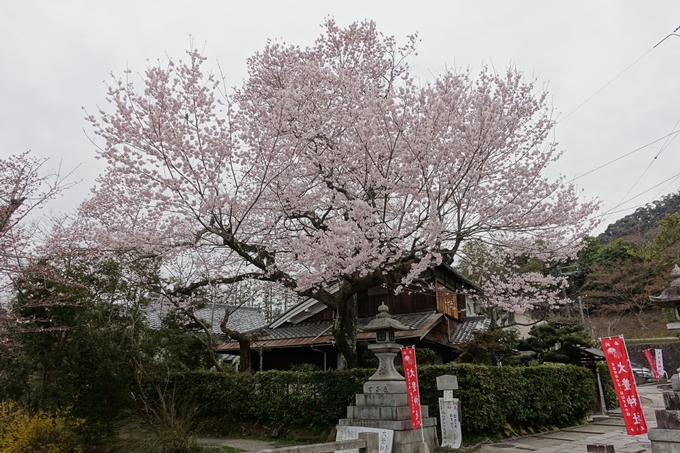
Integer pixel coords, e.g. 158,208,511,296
558,24,680,125
652,174,680,201
571,130,680,182
557,49,654,125
653,23,680,48
564,23,680,226
594,205,645,219
593,173,680,222
653,118,680,159
654,34,680,48
604,118,680,220
602,172,680,215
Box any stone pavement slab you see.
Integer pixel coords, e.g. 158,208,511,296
474,383,665,453
560,427,609,435
197,438,291,451
195,383,667,453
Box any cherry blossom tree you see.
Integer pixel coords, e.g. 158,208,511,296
0,152,76,350
160,280,271,373
1,152,74,289
77,20,599,368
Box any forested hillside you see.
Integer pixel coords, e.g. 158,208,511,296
569,191,680,337
598,191,680,245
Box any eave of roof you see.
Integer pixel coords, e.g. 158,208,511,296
218,311,443,351
437,264,484,294
268,298,327,329
449,315,491,345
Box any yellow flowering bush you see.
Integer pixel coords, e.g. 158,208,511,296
0,401,84,453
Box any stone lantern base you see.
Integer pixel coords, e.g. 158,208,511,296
338,379,438,453
648,381,680,452
344,304,438,453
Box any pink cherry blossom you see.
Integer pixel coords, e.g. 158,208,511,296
70,20,600,366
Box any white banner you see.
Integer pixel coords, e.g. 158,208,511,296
439,398,462,449
655,349,665,377
335,426,393,453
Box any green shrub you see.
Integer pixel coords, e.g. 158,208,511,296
169,364,595,439
419,364,595,438
172,368,373,434
114,410,202,453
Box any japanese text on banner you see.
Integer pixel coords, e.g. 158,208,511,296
600,337,647,435
655,349,665,377
401,346,421,429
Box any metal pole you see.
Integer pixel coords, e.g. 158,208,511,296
595,366,608,416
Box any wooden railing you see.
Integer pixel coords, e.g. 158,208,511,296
253,432,380,453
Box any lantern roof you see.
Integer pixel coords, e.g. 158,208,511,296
650,264,680,307
361,303,411,332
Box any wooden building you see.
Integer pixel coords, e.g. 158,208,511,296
218,265,491,370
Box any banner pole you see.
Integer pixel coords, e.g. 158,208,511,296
600,334,647,435
416,348,425,444
402,345,429,453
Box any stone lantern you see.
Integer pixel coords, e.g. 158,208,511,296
364,302,410,341
361,302,411,384
336,303,439,453
650,264,680,331
647,264,680,452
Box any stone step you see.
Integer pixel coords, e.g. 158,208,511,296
648,427,680,442
338,416,437,431
356,393,409,407
391,425,439,445
346,405,429,421
655,409,680,429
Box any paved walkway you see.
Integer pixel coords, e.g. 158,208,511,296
197,383,667,453
196,437,292,451
474,382,665,453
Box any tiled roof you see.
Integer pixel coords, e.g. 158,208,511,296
263,321,333,340
265,311,437,340
449,315,491,345
146,303,267,334
218,311,442,351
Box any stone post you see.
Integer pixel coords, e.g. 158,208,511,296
437,374,461,449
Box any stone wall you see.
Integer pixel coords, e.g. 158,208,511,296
626,341,680,375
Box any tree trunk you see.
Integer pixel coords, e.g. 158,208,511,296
219,307,253,373
333,294,358,369
191,332,224,372
237,335,252,373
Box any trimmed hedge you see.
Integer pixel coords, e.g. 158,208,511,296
419,364,596,436
170,368,373,434
170,364,596,439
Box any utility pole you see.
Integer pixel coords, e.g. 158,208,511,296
578,296,585,325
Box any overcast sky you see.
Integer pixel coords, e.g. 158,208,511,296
1,1,679,234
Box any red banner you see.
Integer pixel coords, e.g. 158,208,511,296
401,346,422,429
643,349,660,380
600,337,647,435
